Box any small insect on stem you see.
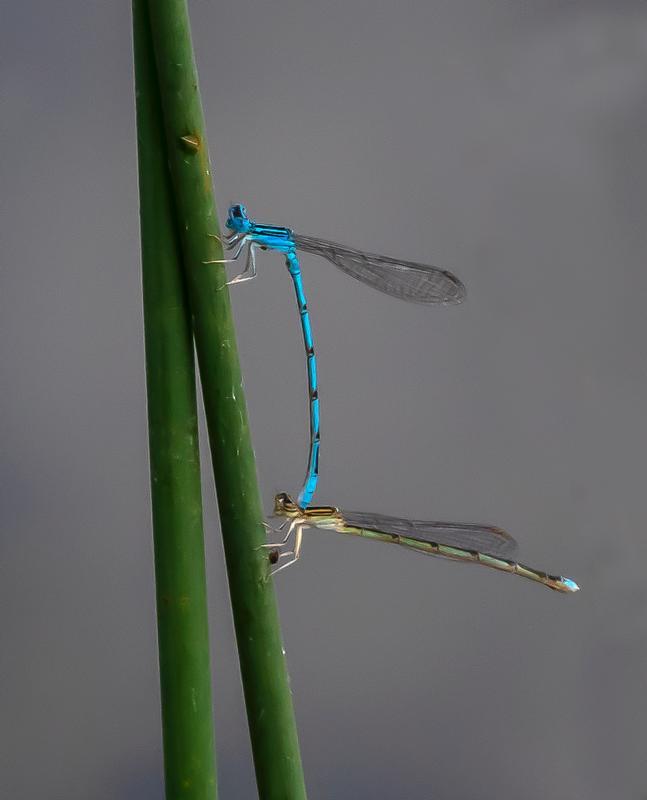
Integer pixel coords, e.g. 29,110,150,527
268,549,281,566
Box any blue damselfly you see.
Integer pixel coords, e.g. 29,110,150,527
205,205,464,507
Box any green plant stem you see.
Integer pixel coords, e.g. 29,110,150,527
133,2,217,797
145,2,308,798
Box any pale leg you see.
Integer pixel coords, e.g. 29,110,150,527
261,518,298,549
203,236,249,265
207,231,240,247
270,525,304,576
227,243,258,285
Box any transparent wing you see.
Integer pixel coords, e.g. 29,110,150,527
341,510,518,559
293,233,465,305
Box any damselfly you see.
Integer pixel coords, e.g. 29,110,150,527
265,493,579,593
205,205,465,507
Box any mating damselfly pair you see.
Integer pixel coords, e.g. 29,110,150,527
206,204,579,593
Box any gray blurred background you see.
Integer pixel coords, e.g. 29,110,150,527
2,1,647,797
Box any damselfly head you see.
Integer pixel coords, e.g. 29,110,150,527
226,203,252,233
274,492,300,516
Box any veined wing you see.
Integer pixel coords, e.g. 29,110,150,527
341,510,518,559
293,233,465,305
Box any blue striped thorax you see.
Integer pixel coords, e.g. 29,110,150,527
250,224,295,254
226,204,295,253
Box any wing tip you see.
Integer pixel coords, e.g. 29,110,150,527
447,274,467,304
